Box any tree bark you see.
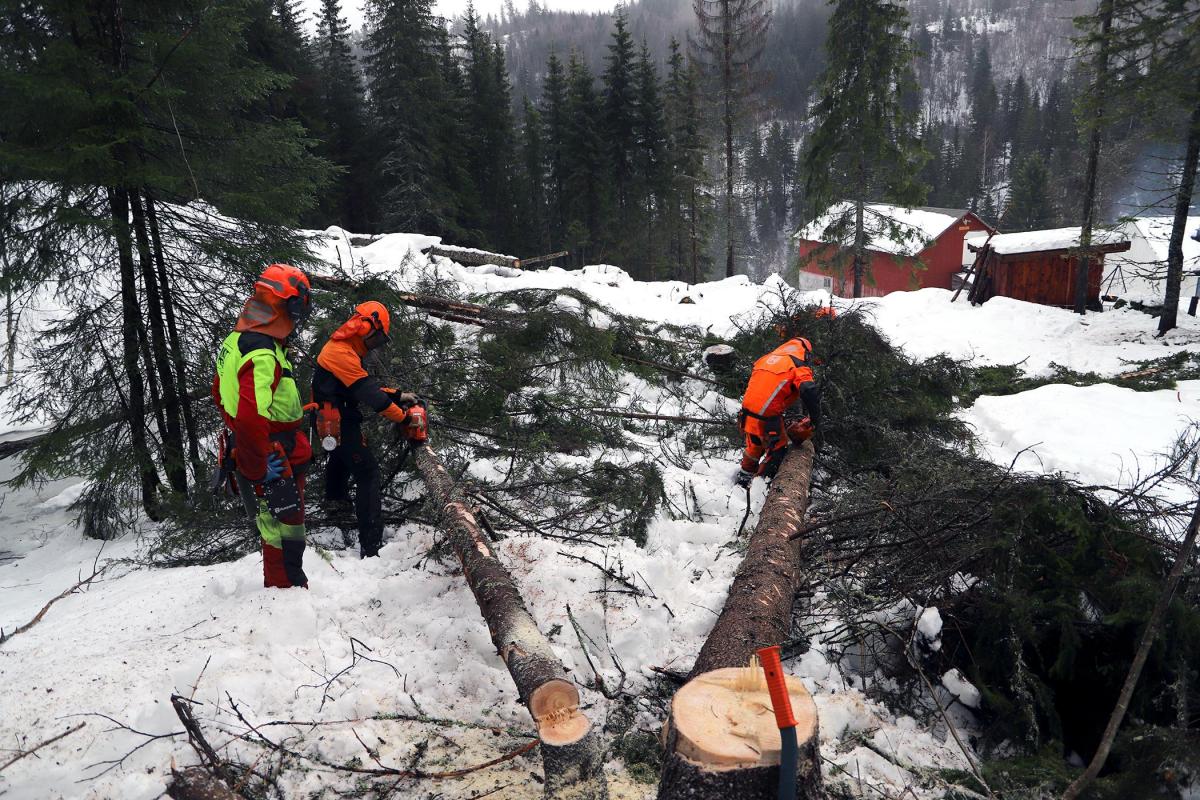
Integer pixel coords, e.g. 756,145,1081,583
692,441,814,676
130,192,187,494
412,443,608,800
657,442,822,800
145,192,202,475
853,194,866,299
1075,0,1114,316
1062,492,1200,800
1158,95,1200,335
108,186,160,520
723,0,735,278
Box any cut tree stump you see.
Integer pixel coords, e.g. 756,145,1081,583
658,441,822,799
659,667,821,800
413,443,608,800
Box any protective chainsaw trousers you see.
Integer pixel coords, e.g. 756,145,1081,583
324,419,384,559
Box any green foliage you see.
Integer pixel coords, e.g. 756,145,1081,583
961,350,1200,404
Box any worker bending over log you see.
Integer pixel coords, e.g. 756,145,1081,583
735,334,822,488
311,302,428,558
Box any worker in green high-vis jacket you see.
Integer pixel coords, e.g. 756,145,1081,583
212,264,314,588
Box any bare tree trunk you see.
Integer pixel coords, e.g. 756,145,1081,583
853,194,866,299
145,193,202,474
658,442,823,800
1075,0,1114,315
690,184,699,285
723,0,735,279
130,192,187,494
412,443,608,800
1158,95,1200,335
108,186,160,520
1062,493,1200,800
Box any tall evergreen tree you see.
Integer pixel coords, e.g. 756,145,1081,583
0,0,331,516
691,0,771,277
540,52,569,249
562,52,608,264
631,40,667,278
518,98,549,253
1002,154,1053,231
365,0,472,236
314,0,372,231
663,39,710,283
804,0,926,298
602,9,639,265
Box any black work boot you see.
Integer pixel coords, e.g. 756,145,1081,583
281,539,308,588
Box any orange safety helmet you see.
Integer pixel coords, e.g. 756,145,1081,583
235,264,311,338
329,301,391,350
256,263,312,326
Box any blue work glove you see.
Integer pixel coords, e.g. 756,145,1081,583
263,451,285,483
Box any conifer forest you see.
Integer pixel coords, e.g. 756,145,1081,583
1,1,1199,800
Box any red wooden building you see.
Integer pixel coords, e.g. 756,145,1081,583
965,228,1131,310
795,203,995,297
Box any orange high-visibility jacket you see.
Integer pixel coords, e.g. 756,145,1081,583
741,338,818,420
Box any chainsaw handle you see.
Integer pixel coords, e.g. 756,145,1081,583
756,645,796,729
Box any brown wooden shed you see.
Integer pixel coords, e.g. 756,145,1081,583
966,228,1131,310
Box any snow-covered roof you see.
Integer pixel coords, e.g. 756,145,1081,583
795,202,970,257
1124,216,1200,264
985,227,1129,256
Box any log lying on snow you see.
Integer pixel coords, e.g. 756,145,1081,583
658,441,822,800
413,442,608,800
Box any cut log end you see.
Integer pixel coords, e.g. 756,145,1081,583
530,678,590,746
658,667,822,800
672,667,817,769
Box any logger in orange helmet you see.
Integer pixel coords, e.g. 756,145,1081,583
212,264,314,588
735,335,822,488
311,302,426,558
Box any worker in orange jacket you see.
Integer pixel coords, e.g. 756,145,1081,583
311,302,427,558
735,336,822,488
212,264,314,588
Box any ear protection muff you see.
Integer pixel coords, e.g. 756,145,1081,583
362,308,390,351
285,282,311,328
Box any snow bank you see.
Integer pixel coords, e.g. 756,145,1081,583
861,288,1200,377
963,381,1200,503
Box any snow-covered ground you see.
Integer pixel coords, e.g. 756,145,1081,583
3,228,1200,799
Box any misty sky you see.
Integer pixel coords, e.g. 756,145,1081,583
301,0,619,30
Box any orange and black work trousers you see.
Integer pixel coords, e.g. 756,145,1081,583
738,409,787,479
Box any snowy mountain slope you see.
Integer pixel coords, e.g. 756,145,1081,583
2,230,1199,799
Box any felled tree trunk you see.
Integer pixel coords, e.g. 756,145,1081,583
413,443,608,800
691,441,814,677
658,442,822,800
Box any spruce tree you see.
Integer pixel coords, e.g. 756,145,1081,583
804,0,927,298
602,9,639,265
691,0,771,277
519,98,549,253
663,40,710,283
562,52,608,264
0,0,331,516
364,0,471,236
1002,155,1053,231
632,41,667,278
540,52,569,250
315,0,372,231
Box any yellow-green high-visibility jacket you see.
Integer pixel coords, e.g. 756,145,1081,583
212,330,304,481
